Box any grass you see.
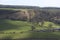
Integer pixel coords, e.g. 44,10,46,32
0,19,32,32
44,21,60,28
0,19,60,39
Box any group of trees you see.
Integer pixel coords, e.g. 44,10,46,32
33,9,60,24
28,9,60,31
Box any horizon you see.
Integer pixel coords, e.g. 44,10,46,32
1,4,60,8
0,0,60,7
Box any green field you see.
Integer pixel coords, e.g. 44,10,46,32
0,19,60,39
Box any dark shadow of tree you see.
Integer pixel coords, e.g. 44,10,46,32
1,36,12,40
3,32,59,40
20,32,60,40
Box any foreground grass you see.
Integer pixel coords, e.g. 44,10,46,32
0,32,60,39
0,19,60,39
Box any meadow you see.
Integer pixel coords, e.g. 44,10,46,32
0,19,60,40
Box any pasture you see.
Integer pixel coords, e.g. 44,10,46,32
0,19,60,40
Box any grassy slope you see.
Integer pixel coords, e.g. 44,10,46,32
0,19,60,39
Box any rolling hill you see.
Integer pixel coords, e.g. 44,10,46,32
0,5,60,40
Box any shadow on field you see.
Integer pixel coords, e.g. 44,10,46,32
2,32,60,40
23,32,60,40
0,19,23,31
1,36,12,40
19,32,60,40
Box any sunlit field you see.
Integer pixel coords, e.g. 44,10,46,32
0,19,60,40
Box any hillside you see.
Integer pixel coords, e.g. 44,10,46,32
0,19,60,39
0,5,60,40
0,6,60,24
0,9,36,21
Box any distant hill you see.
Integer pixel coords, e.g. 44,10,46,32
0,5,40,9
41,7,60,9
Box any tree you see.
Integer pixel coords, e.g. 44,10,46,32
48,24,53,29
31,25,35,31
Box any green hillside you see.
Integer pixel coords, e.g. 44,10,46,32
0,5,60,40
0,19,60,39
